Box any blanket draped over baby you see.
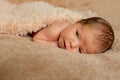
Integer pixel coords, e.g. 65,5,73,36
0,0,97,36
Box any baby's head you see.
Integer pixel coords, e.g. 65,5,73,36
59,17,114,54
77,17,114,53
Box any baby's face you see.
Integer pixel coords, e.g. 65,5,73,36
58,23,97,54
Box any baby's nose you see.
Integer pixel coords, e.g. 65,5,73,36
68,42,79,53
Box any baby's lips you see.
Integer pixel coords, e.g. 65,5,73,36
63,40,66,49
65,41,71,50
58,39,63,48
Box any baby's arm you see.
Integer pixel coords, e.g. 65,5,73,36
33,39,58,47
32,26,59,47
32,22,67,47
32,31,57,46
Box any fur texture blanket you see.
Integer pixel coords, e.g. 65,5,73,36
0,0,96,35
0,0,120,80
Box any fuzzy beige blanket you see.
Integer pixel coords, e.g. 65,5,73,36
0,0,120,80
0,0,96,35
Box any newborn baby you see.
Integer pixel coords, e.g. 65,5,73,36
32,17,114,54
0,1,114,54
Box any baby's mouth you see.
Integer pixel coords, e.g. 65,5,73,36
59,39,66,49
58,37,67,49
63,39,66,49
58,38,65,49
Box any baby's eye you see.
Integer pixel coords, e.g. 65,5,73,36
76,30,79,37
